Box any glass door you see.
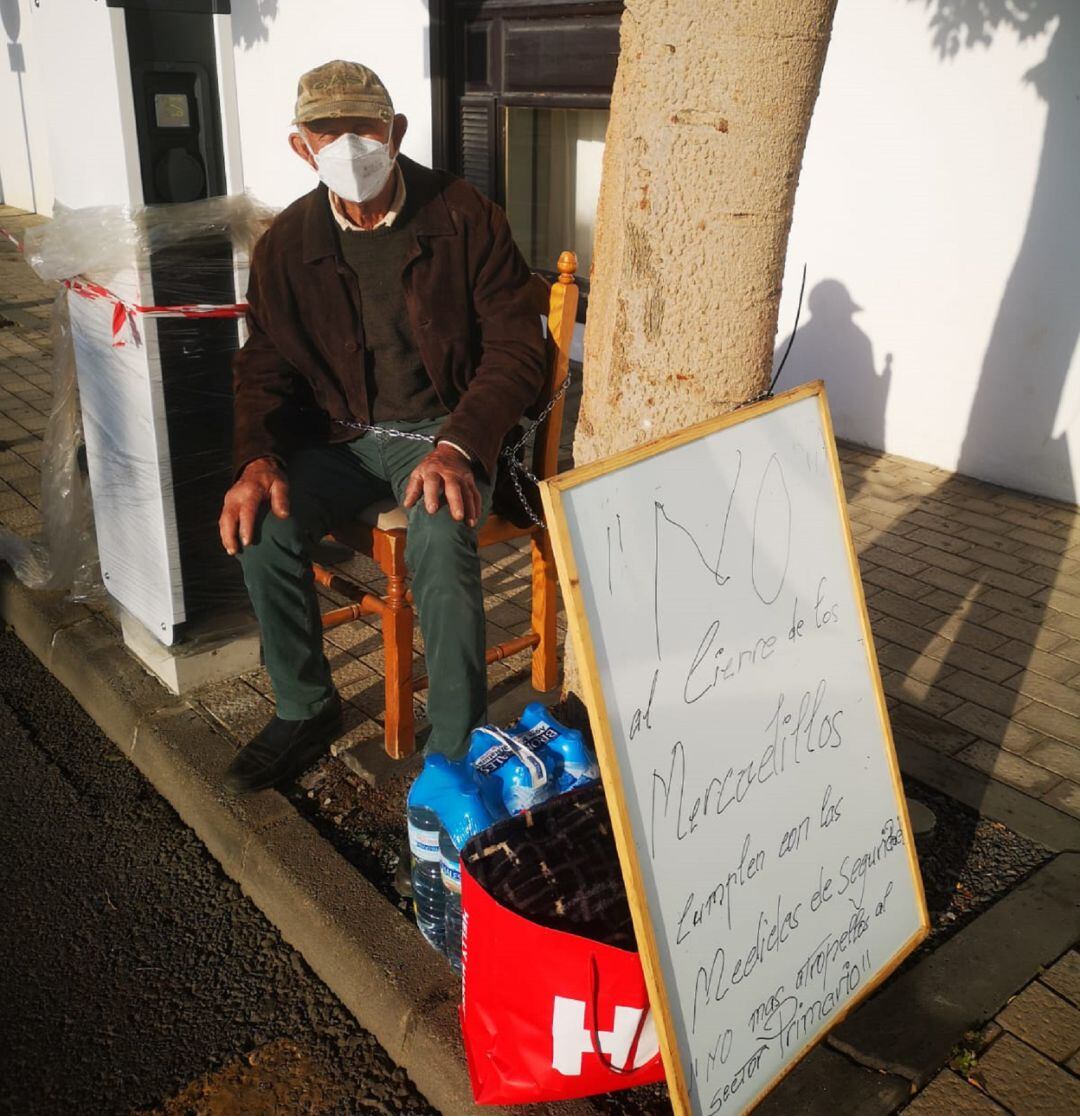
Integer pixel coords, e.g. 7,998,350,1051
504,106,610,282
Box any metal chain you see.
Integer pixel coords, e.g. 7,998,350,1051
499,370,572,528
332,421,440,445
332,371,571,530
504,370,572,464
739,388,775,410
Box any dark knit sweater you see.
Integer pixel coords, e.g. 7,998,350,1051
337,214,446,423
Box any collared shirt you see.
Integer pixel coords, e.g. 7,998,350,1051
329,163,406,232
329,165,471,463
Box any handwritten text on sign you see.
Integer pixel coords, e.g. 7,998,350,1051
552,391,926,1115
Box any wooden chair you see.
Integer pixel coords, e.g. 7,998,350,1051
311,251,580,759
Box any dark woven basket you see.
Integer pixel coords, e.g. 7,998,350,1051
461,783,636,950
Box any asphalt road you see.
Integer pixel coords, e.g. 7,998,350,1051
0,624,438,1116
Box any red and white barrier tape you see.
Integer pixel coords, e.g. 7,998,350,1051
62,276,247,348
0,227,23,252
2,229,247,347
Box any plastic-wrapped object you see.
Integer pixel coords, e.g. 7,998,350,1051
437,771,496,975
511,702,600,794
467,725,557,817
0,290,100,598
408,755,455,954
24,195,274,289
408,754,497,963
8,195,275,642
440,831,467,975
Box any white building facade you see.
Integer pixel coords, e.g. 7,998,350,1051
1,0,1076,504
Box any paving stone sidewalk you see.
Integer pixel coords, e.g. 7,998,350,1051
902,946,1080,1114
2,201,1079,843
843,447,1080,844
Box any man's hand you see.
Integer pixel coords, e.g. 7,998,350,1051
403,444,481,527
219,456,291,556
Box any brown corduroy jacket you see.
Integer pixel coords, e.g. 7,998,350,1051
232,156,546,480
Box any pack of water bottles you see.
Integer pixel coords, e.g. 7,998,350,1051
406,703,600,972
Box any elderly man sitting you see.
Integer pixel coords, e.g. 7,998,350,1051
218,60,544,795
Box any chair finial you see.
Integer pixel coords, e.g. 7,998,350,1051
557,251,578,284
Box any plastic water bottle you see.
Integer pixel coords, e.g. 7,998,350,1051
497,743,557,814
513,703,600,794
407,755,456,954
437,772,495,975
467,725,557,816
547,728,600,793
439,830,465,974
466,727,514,819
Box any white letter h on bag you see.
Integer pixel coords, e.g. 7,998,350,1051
551,996,659,1076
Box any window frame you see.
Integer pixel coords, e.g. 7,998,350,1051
429,0,623,306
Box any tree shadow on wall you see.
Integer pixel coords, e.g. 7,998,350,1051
231,0,280,50
930,0,1079,502
876,1,1079,874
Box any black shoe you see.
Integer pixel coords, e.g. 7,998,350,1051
394,830,413,899
223,693,343,795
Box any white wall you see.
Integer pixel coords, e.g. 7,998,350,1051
229,0,432,209
0,0,54,213
777,1,1079,505
1,1,434,214
30,3,142,211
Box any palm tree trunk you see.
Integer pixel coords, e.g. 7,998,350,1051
574,0,839,466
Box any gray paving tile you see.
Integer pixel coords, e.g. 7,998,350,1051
978,1032,1080,1115
996,980,1080,1063
1041,951,1080,1009
902,1071,1007,1114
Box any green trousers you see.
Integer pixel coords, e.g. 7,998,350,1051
237,419,491,759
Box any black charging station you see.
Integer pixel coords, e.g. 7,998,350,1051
107,0,246,640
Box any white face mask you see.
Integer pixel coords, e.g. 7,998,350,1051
308,132,393,204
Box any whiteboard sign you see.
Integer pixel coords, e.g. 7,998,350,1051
541,384,928,1115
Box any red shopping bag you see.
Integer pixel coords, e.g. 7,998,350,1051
458,787,666,1105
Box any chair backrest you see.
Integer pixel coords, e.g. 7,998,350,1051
529,251,579,482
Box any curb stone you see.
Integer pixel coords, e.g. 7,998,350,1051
754,1046,911,1116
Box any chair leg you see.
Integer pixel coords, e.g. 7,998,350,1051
382,566,416,759
531,530,560,692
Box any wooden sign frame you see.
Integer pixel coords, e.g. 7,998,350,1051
540,381,929,1115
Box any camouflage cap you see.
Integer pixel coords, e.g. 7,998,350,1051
293,60,394,126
